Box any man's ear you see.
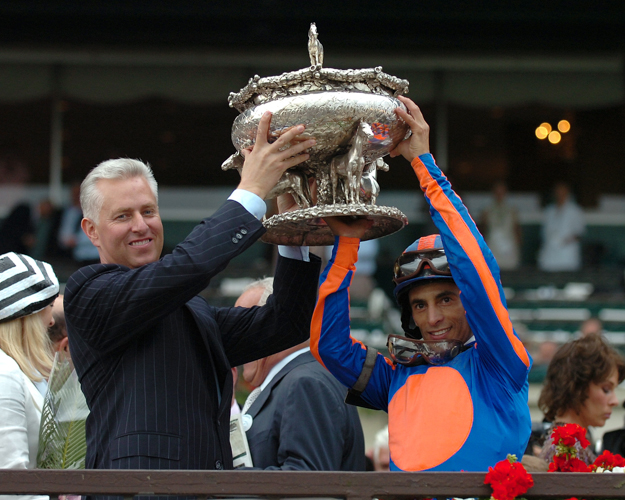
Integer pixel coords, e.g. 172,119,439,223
57,337,71,361
59,336,70,353
81,218,100,247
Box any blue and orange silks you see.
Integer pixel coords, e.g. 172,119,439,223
311,153,532,472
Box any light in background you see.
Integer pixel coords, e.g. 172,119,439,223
536,120,570,144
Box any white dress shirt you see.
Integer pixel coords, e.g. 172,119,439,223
228,189,309,262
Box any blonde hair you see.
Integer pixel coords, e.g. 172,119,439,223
0,310,54,382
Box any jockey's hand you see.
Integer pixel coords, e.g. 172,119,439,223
323,216,373,240
390,96,430,163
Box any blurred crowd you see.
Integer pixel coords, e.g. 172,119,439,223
0,156,99,274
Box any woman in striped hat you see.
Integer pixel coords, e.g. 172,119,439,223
0,252,58,489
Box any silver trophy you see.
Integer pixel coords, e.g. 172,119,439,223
222,23,410,246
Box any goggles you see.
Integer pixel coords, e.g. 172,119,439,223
387,334,463,366
393,249,451,285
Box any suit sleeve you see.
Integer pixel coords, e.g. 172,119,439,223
412,154,531,390
218,253,322,367
64,200,265,353
310,236,394,411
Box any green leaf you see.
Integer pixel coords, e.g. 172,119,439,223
36,354,89,469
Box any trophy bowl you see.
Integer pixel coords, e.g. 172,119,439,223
222,23,411,246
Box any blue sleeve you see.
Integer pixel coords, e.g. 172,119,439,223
310,236,394,411
412,154,532,390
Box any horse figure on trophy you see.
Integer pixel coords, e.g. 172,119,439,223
308,23,324,68
330,121,372,205
267,169,314,209
360,158,388,205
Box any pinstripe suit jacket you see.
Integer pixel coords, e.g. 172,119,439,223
64,200,321,471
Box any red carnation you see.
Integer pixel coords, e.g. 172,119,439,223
592,450,625,471
484,455,534,500
548,454,591,473
551,424,590,449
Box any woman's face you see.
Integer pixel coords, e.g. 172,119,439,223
578,369,620,428
38,303,55,329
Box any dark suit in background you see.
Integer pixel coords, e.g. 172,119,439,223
245,350,365,470
65,200,320,471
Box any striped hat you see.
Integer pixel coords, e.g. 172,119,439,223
402,234,443,253
0,252,59,323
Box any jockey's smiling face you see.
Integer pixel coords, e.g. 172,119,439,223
408,281,472,344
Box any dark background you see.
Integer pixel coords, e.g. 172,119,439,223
1,1,624,53
1,1,625,205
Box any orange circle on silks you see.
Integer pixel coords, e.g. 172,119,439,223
388,367,473,471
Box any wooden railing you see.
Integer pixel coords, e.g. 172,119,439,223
2,470,625,499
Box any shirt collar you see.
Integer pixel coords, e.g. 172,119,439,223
260,347,310,392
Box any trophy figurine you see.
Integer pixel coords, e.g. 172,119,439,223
222,23,411,246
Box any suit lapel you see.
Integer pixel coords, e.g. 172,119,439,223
247,351,314,417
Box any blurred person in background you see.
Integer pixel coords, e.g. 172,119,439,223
538,181,585,272
580,317,604,337
480,181,521,271
57,181,100,265
30,198,63,261
601,401,625,456
0,202,34,256
0,153,34,256
527,340,559,383
0,252,58,495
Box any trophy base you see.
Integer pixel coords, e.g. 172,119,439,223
261,204,408,246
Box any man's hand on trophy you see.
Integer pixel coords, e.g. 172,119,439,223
390,96,430,162
323,216,373,240
238,111,316,199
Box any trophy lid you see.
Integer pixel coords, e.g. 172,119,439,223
228,23,410,113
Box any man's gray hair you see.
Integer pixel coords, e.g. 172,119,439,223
80,158,158,221
242,277,274,307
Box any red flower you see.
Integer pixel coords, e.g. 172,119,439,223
548,454,591,473
592,450,625,471
484,455,534,500
551,424,590,449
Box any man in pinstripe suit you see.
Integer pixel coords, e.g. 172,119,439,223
64,113,322,472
